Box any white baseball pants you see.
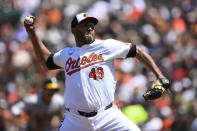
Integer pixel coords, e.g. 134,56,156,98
59,105,141,131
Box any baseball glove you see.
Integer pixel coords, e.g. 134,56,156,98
143,78,170,101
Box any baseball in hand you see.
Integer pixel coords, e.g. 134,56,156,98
24,16,34,25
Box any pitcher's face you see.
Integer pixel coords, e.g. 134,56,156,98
72,21,95,46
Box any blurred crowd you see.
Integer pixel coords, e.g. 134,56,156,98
0,0,197,131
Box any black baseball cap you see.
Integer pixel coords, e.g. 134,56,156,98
71,13,98,28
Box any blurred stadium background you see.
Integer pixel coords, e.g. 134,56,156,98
0,0,197,131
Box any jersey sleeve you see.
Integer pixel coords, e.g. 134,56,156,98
53,49,65,68
103,39,131,59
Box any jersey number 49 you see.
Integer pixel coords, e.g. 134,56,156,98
89,67,104,80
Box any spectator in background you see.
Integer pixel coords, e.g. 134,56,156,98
11,77,64,131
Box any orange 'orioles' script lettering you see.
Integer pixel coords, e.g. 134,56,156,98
65,52,104,76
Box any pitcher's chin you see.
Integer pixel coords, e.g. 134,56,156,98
85,36,95,44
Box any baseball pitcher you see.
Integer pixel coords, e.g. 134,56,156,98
24,13,170,131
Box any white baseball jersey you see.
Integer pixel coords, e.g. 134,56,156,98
53,39,131,112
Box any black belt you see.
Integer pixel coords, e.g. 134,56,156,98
66,102,113,117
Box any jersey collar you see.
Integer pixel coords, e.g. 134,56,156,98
79,39,98,49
